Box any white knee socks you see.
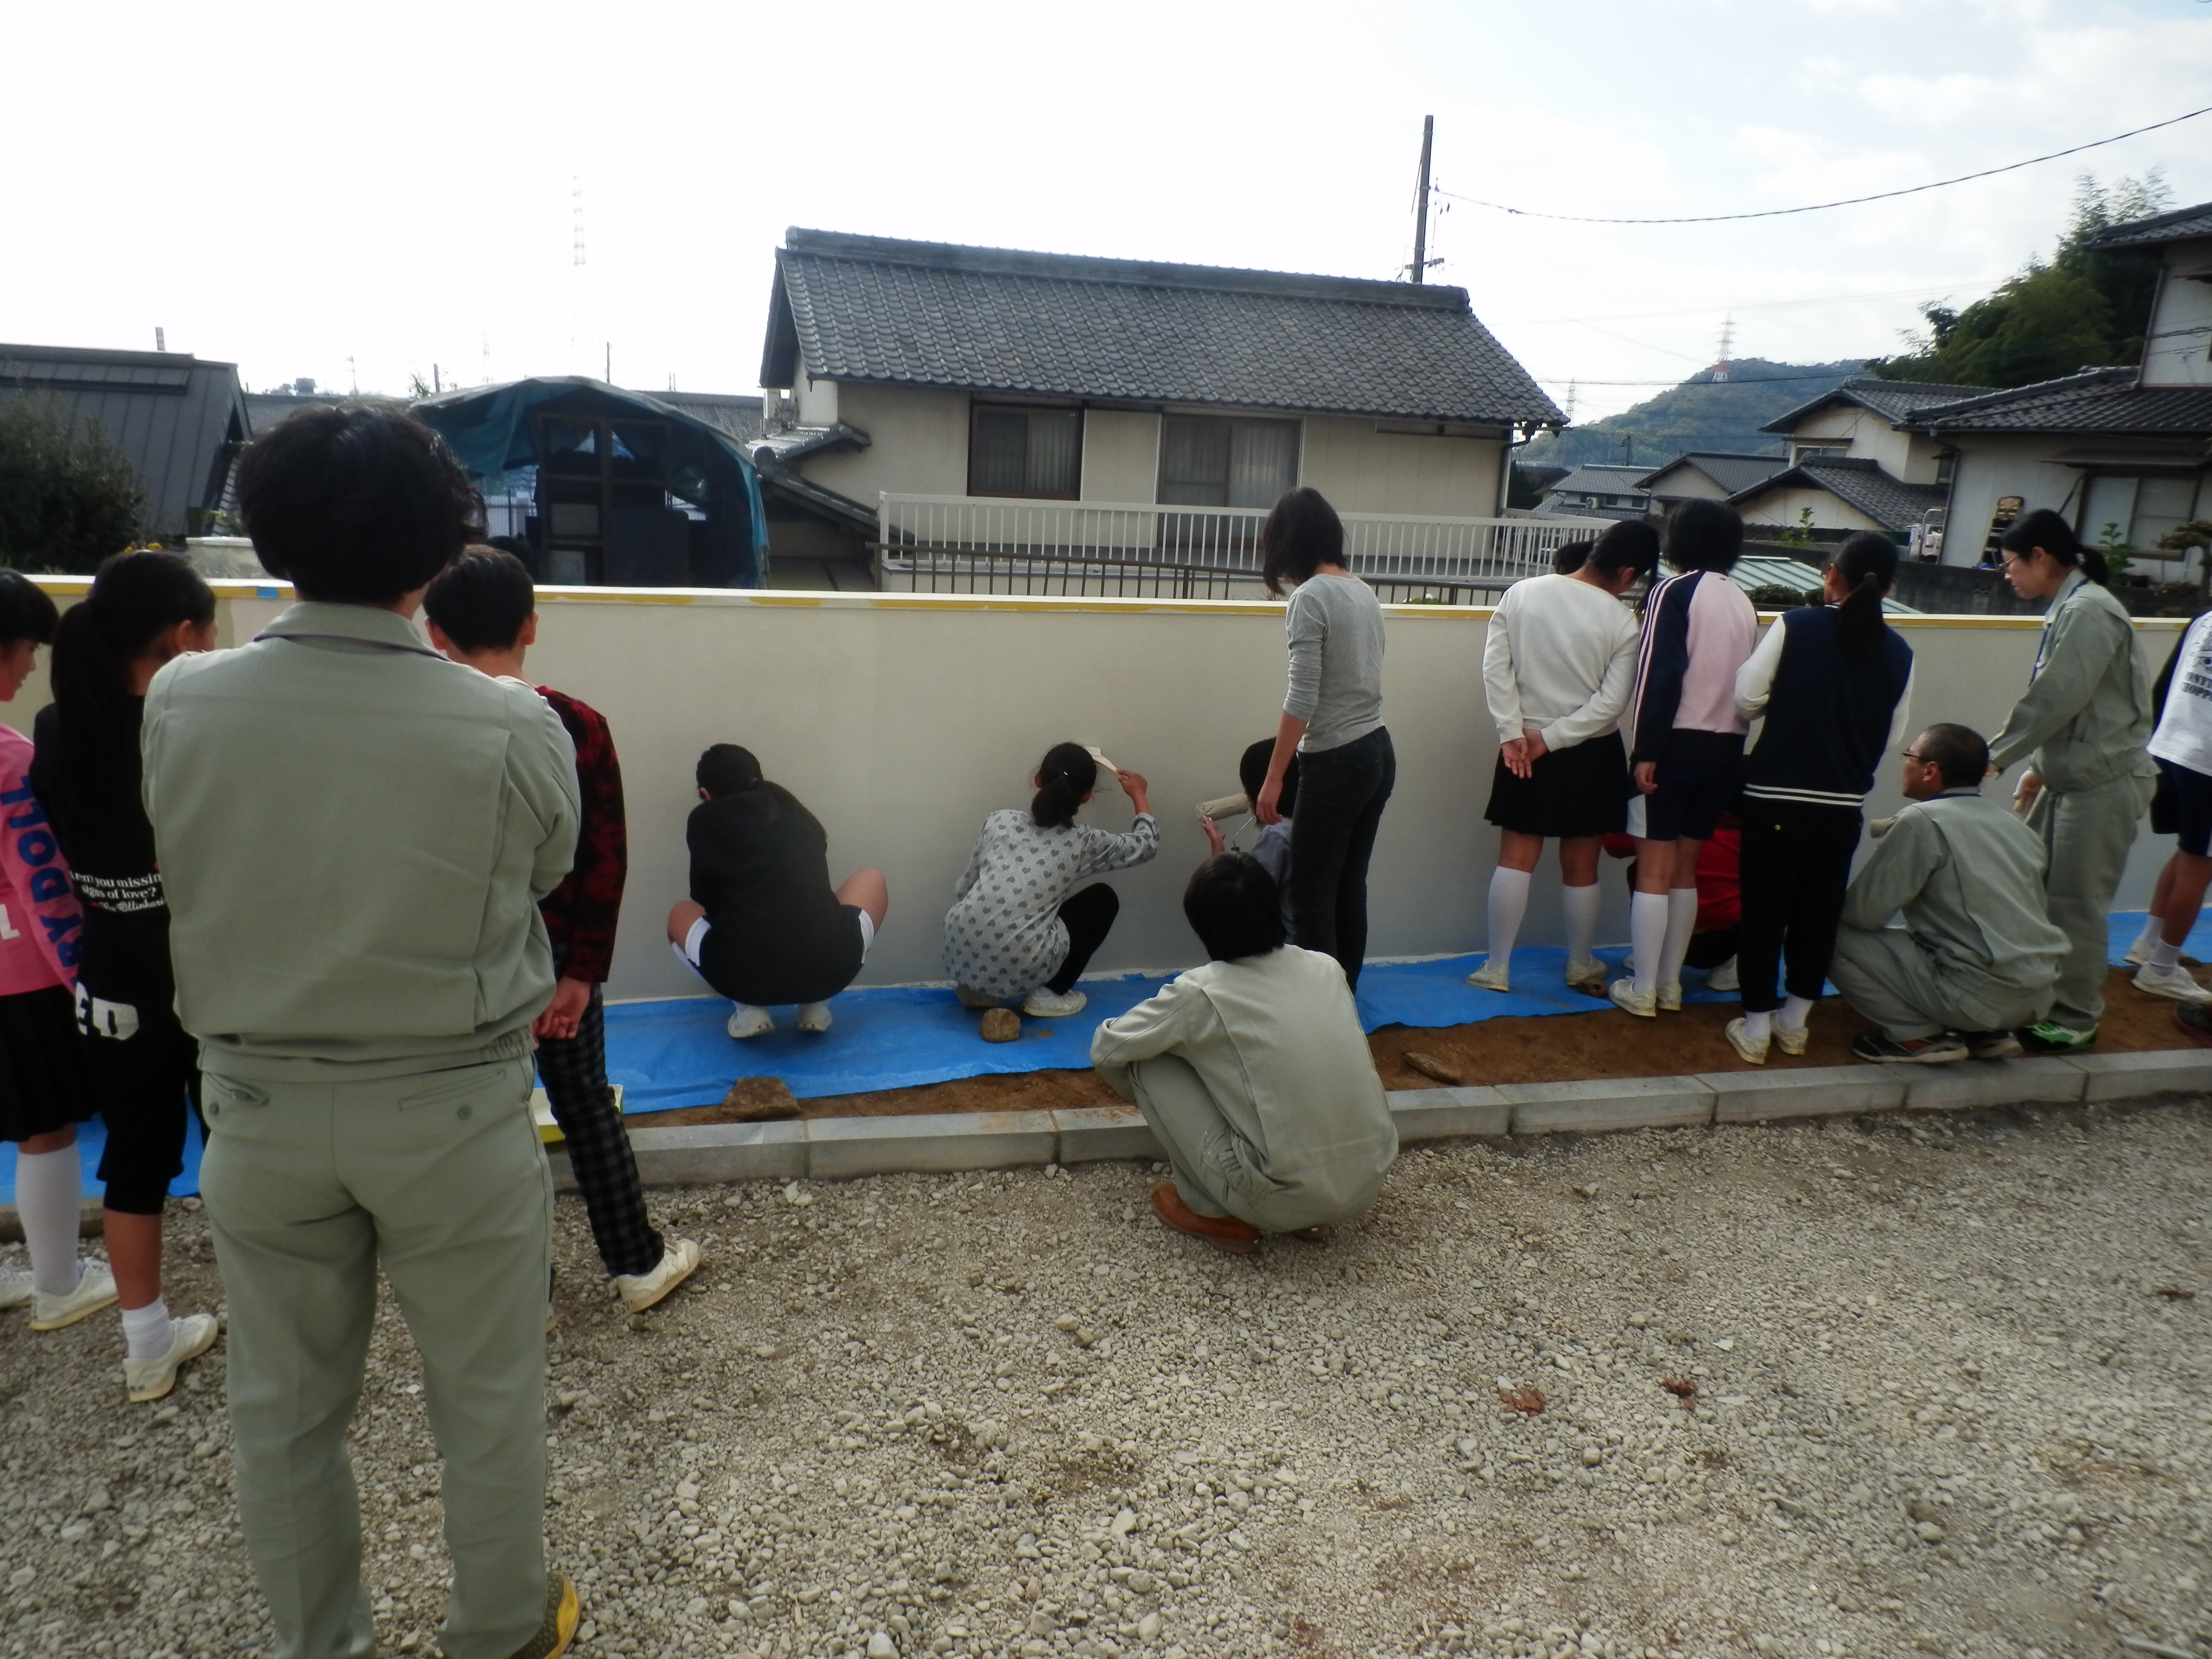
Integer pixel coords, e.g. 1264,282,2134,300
1630,892,1670,996
1562,882,1600,966
1486,868,1531,967
1659,888,1698,990
14,1145,84,1297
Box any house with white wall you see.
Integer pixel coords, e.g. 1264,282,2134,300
1722,379,1979,543
1904,201,2212,569
1534,463,1649,520
1633,452,1785,511
755,229,1564,588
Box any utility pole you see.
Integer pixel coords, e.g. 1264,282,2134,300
1410,115,1434,284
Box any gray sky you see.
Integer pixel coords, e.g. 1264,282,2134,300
8,0,2210,422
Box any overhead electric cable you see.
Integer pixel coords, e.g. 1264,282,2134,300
1434,104,2212,225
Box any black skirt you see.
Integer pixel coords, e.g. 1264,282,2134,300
0,983,98,1142
1485,730,1630,840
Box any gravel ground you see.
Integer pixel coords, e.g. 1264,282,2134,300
3,1098,2209,1659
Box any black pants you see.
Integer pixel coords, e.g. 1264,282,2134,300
81,998,200,1216
1736,801,1863,1013
1046,885,1119,995
1288,727,1395,988
537,985,663,1279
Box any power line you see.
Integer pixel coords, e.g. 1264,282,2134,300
1434,103,2212,225
1502,276,2008,327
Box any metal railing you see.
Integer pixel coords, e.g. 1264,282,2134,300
875,493,1610,596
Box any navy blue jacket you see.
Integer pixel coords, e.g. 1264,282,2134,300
1742,606,1913,810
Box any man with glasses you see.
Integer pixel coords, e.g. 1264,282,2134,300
1829,724,2070,1064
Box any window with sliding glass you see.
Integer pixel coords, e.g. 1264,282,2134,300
969,406,1082,499
1157,416,1300,508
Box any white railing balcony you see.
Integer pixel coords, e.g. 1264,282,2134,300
873,493,1613,603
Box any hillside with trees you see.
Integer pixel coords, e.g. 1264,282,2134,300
1516,358,1863,472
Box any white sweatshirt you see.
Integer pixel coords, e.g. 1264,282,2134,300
1481,574,1641,749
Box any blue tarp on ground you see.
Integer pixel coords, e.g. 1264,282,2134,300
0,911,2197,1204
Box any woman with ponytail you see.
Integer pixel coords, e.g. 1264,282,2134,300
943,741,1157,1022
1986,507,2157,1051
1726,532,1914,1063
30,550,221,1401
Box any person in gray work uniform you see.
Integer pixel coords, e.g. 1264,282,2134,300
1830,724,2070,1065
1985,508,2155,1053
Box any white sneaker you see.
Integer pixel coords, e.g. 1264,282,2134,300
29,1260,118,1331
615,1238,702,1313
1466,959,1510,993
1724,1017,1768,1065
0,1268,31,1310
2132,962,2212,1003
123,1312,219,1404
1021,986,1087,1019
1658,982,1684,1013
1705,957,1740,993
1564,955,1607,993
794,1001,833,1034
954,985,1002,1010
1773,1020,1811,1057
1608,978,1657,1019
726,1004,774,1039
2123,934,2158,967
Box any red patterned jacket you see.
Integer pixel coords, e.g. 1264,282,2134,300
538,686,626,984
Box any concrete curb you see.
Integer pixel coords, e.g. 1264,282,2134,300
6,1054,2206,1235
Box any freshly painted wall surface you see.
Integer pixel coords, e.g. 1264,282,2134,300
5,581,2176,1004
1080,410,1161,502
1299,417,1503,516
800,383,972,505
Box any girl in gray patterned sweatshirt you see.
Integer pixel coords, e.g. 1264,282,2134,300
943,742,1157,1019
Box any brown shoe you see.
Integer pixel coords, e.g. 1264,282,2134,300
1150,1182,1259,1255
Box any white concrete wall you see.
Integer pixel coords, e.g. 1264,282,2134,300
800,383,972,505
2144,239,2212,389
4,581,2179,1005
1738,484,1885,534
1300,417,1504,516
1940,436,2089,565
1790,405,1942,483
1081,410,1160,502
1644,466,1730,503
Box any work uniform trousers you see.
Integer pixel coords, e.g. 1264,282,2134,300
1125,1053,1379,1235
200,1052,551,1659
1829,925,2053,1043
2027,771,2155,1031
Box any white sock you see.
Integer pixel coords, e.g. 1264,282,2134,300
1562,882,1600,964
1779,994,1815,1032
2151,938,2182,971
1741,1010,1771,1041
15,1145,84,1298
120,1298,175,1363
1486,868,1531,967
2136,913,2164,949
1659,888,1698,989
1630,892,1670,996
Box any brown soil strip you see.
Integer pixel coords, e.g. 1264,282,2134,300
639,965,2200,1126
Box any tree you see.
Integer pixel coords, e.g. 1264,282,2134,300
1868,172,2172,388
0,394,145,573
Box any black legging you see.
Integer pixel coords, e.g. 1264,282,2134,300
1287,727,1395,988
1736,801,1863,1013
1046,885,1119,995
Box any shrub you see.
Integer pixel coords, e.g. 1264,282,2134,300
0,394,145,573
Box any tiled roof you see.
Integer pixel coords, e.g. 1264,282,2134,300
1544,463,1651,496
1728,456,1947,532
2087,201,2212,252
1638,452,1787,495
639,389,764,447
1,343,247,538
1910,368,2212,435
762,229,1562,427
1760,375,1990,433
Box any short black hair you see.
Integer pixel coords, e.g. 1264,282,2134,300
1183,854,1286,962
236,402,481,604
1588,519,1660,580
1260,488,1347,597
1238,737,1298,817
1551,540,1594,575
1916,722,1988,790
423,548,534,653
697,743,763,798
1662,498,1744,575
0,570,60,647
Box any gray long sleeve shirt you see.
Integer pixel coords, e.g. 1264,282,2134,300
1283,575,1385,754
1987,570,2154,791
1839,787,2068,1006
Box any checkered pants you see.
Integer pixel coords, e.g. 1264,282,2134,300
537,986,663,1278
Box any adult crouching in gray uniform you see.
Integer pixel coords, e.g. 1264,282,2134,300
1090,854,1397,1254
1986,509,2156,1053
1831,724,2070,1065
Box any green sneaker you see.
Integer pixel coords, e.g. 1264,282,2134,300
2019,1019,2096,1054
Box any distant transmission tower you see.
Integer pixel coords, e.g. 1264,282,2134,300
1563,379,1579,423
572,176,586,267
1713,314,1736,381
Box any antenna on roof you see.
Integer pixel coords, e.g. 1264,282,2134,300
154,327,166,353
1714,313,1736,382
